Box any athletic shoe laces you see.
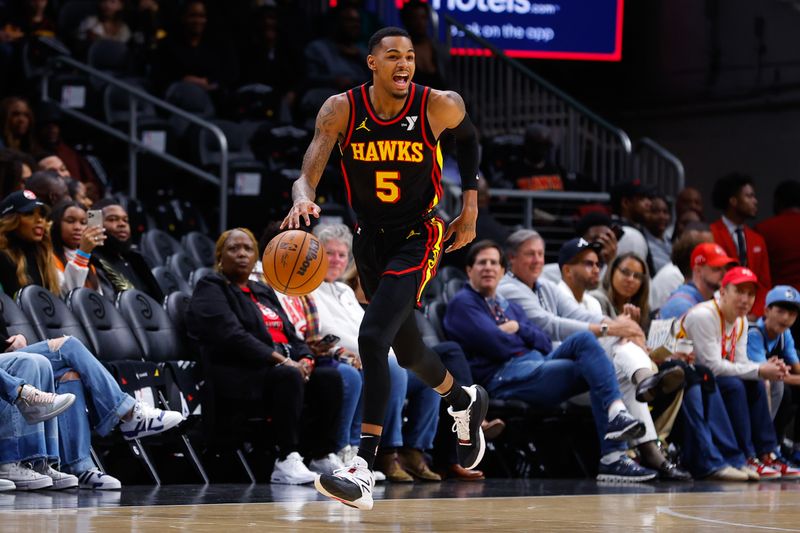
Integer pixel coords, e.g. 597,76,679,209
451,409,471,443
18,385,55,406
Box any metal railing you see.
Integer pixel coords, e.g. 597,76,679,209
441,15,631,192
632,137,686,199
40,54,229,232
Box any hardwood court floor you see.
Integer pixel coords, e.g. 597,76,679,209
1,480,799,532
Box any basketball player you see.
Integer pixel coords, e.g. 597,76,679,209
281,26,486,509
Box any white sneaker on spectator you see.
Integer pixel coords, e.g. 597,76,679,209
0,479,15,491
15,385,76,424
337,445,357,465
373,470,386,482
33,463,78,490
0,463,52,490
309,453,346,475
271,452,316,484
77,469,122,490
119,401,183,440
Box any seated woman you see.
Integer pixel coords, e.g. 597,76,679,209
0,340,76,491
591,252,652,332
313,223,442,482
0,190,183,489
187,227,343,484
49,200,106,295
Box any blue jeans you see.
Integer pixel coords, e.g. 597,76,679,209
0,353,59,464
0,367,24,405
717,376,777,458
678,382,745,477
336,362,363,451
403,371,441,451
19,337,136,474
486,331,626,456
381,355,409,448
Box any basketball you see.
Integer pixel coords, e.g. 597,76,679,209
262,230,328,296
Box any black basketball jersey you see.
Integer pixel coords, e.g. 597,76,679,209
338,82,443,227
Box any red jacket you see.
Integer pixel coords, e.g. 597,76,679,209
711,219,771,316
755,212,800,291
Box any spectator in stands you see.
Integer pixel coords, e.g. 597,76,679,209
238,6,303,110
710,173,770,318
67,179,92,209
512,124,562,192
665,186,704,241
650,222,713,313
643,195,672,274
0,97,39,154
77,0,131,43
681,267,799,479
337,0,382,48
610,181,655,273
557,237,604,316
497,230,690,480
187,227,343,484
0,344,76,491
49,200,105,295
400,0,449,90
35,103,103,199
591,252,652,333
0,148,24,199
747,285,800,460
755,180,800,292
658,242,736,320
444,240,663,482
304,6,369,93
127,0,165,55
312,223,442,482
9,0,57,39
151,0,238,97
24,170,69,207
90,199,163,301
0,190,59,296
0,313,183,489
671,208,702,243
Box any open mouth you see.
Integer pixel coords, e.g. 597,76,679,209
392,73,409,89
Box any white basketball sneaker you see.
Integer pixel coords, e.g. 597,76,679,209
314,455,375,510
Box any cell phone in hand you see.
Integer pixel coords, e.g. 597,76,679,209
320,334,340,345
87,209,103,228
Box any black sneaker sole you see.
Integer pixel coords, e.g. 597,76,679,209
314,475,373,510
596,472,657,483
635,366,685,403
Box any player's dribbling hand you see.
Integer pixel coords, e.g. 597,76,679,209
280,200,321,229
443,206,477,253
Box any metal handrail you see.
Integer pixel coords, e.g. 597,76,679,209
632,137,686,197
40,54,229,231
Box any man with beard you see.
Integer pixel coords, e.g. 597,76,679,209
659,243,737,320
610,181,655,273
90,199,163,301
557,237,604,316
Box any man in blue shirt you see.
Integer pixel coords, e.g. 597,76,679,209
748,285,800,462
659,242,737,319
443,240,660,482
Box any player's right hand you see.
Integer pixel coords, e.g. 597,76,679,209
280,200,321,229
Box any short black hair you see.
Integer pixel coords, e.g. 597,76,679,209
92,197,122,211
711,173,754,211
768,301,800,313
773,180,800,214
465,239,506,269
367,26,411,54
575,211,613,238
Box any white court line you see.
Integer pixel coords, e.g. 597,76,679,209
657,506,800,532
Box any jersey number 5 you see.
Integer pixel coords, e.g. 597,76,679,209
375,171,401,203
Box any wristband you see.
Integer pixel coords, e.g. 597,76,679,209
276,357,289,366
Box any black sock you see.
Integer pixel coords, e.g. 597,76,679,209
440,382,470,411
357,433,381,470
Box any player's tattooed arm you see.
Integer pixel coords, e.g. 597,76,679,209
282,93,349,229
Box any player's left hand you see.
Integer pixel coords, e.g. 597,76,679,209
443,205,477,253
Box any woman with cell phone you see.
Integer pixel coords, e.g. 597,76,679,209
49,201,106,295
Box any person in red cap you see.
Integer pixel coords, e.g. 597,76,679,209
659,242,738,320
681,266,799,479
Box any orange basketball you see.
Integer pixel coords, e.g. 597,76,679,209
262,230,329,296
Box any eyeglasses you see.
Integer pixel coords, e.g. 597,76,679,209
617,267,645,281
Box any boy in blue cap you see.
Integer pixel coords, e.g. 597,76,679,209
748,285,800,462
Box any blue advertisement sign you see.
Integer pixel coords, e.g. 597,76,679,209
432,0,624,61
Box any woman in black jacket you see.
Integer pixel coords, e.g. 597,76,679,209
187,227,344,484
